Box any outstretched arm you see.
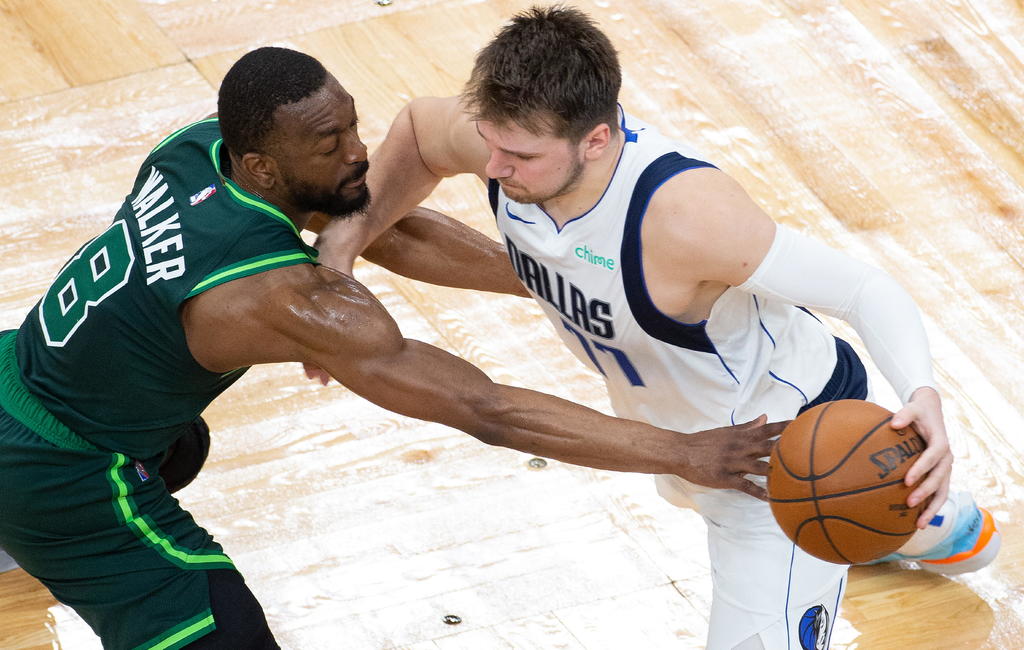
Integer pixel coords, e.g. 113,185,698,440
181,264,784,498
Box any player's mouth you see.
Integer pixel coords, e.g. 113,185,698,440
342,173,366,189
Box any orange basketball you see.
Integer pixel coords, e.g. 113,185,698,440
767,400,926,564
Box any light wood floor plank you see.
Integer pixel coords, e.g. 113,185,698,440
137,0,486,60
0,1,1022,648
0,10,68,101
0,0,182,89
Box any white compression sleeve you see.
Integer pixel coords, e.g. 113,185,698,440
737,225,935,403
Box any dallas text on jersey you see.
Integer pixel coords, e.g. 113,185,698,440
504,235,614,339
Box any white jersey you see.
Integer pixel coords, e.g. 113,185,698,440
491,109,863,649
492,110,845,436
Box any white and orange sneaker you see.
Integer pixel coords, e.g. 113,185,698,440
870,491,1000,575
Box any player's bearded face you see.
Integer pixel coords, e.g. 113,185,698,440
282,160,370,218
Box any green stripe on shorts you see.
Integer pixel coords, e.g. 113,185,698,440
107,453,235,570
133,608,216,650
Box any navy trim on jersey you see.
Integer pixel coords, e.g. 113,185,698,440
827,577,844,648
540,137,630,234
620,152,720,358
756,295,811,405
488,179,500,217
619,107,641,143
784,542,797,649
769,371,809,405
505,204,536,225
753,296,777,346
799,337,868,414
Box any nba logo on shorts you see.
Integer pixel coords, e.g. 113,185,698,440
134,460,150,482
799,605,829,650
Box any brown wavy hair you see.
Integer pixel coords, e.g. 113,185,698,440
462,5,621,141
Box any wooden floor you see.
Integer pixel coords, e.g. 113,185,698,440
0,0,1022,647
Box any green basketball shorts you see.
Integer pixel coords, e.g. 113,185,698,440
0,331,235,649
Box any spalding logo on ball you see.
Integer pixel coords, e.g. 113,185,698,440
767,400,927,564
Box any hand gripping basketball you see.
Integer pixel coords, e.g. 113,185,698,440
767,400,928,564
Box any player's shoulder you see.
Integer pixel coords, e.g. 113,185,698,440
617,109,720,196
148,117,221,158
645,165,735,222
262,265,401,355
640,167,755,252
133,117,222,192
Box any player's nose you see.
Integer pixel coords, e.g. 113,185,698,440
343,131,368,164
484,152,512,179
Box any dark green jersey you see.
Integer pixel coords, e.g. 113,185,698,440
15,119,318,457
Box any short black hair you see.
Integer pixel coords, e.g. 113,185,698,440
217,47,328,155
463,5,621,140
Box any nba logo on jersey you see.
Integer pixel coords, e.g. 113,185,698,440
134,460,150,482
189,184,217,206
799,605,829,649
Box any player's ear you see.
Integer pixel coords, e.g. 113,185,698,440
580,122,612,161
239,151,279,192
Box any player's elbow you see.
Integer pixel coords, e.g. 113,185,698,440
863,266,913,300
848,266,916,319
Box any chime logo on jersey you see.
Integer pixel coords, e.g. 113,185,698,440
799,604,829,650
504,235,614,338
574,244,616,270
189,183,217,206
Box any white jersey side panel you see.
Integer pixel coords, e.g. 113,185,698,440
493,111,837,435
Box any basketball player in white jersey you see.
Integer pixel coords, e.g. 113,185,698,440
313,6,1000,648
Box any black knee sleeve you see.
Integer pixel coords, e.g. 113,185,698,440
183,570,279,649
160,417,211,494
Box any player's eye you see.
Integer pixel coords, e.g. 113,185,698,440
319,138,339,155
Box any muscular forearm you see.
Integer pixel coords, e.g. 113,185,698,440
338,336,684,474
332,336,780,494
362,207,530,296
474,384,685,473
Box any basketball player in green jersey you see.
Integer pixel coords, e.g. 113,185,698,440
0,47,786,648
